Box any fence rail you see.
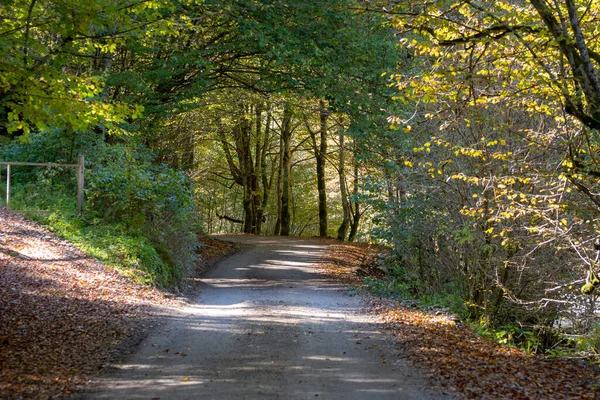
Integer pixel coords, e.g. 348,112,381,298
1,155,85,213
0,161,79,167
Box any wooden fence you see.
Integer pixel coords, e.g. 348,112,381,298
0,155,85,213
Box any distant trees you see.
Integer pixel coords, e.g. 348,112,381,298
151,0,398,238
1,0,398,241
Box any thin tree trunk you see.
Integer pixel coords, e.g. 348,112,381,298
305,101,329,237
348,154,360,242
257,108,272,235
253,104,263,234
273,125,284,235
280,103,293,236
337,132,351,241
317,101,329,237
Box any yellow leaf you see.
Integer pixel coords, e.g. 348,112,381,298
182,377,190,382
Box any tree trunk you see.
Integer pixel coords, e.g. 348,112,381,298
348,155,360,242
219,104,264,234
337,132,351,241
280,103,293,236
317,101,329,237
239,118,255,233
181,129,194,171
260,110,274,233
253,104,263,234
306,100,329,237
273,125,283,235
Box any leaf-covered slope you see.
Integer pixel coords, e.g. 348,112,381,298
0,210,177,399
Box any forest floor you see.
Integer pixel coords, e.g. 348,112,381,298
1,209,599,399
0,210,236,399
320,242,600,399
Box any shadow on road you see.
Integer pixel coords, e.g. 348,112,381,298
84,236,446,400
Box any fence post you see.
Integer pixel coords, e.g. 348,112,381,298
77,155,84,214
6,164,10,210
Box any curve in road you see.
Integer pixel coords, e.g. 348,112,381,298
85,235,447,399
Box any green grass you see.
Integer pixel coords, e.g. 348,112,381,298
5,187,174,288
43,213,173,287
363,276,466,314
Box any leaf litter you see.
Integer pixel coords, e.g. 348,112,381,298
3,214,597,399
319,243,600,399
0,210,236,399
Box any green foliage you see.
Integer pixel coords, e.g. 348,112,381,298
575,324,600,361
474,322,543,355
0,0,152,137
364,276,413,299
45,212,173,287
86,145,194,226
363,254,468,317
1,129,201,287
86,151,201,283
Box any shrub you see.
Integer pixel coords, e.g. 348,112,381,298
0,129,202,287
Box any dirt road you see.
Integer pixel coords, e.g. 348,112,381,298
85,235,446,399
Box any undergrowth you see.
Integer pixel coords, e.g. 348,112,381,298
1,172,198,288
362,259,600,361
0,131,202,288
4,189,173,287
363,276,466,315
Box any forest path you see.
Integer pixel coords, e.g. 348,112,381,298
85,235,446,399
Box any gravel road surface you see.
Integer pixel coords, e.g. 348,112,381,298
85,235,447,399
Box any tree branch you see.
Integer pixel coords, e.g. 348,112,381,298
23,0,38,67
216,213,244,224
565,0,600,101
436,24,541,46
567,176,600,209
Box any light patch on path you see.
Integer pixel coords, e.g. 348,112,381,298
84,236,448,399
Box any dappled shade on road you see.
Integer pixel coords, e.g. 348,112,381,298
85,235,445,399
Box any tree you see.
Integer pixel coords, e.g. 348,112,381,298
279,103,293,236
305,100,329,237
0,0,158,137
356,0,600,333
348,144,362,242
215,97,279,234
385,1,600,176
337,130,351,240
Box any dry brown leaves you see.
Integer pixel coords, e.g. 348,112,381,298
320,243,600,399
318,241,379,284
0,210,180,399
196,234,238,268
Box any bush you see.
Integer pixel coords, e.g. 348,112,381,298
0,129,202,287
